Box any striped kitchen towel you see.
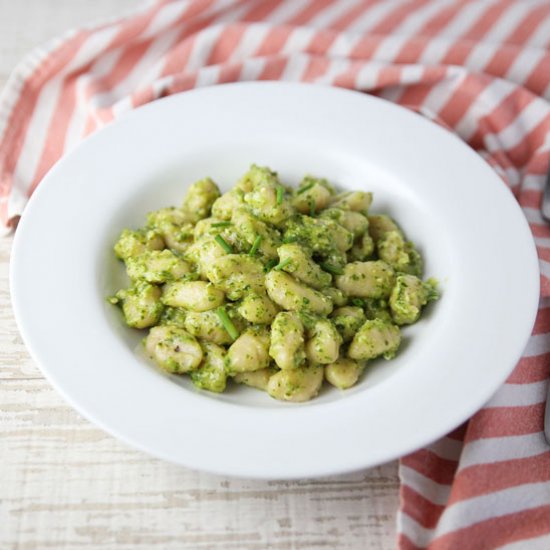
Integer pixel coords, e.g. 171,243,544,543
1,0,549,547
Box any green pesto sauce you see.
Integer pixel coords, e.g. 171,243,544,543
109,164,439,401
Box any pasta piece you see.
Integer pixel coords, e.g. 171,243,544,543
305,319,342,365
269,312,306,370
161,223,195,253
183,309,237,345
348,319,401,361
319,208,369,237
349,232,375,261
276,243,331,289
325,219,353,253
237,293,278,324
147,206,193,230
267,364,324,402
237,164,279,191
114,228,164,260
193,217,226,240
162,281,224,312
390,275,439,325
296,175,335,195
377,231,423,276
283,214,352,257
205,254,265,300
226,327,271,373
185,237,228,276
145,325,203,373
191,342,227,393
231,208,280,259
325,358,363,389
181,177,220,222
331,306,366,342
211,189,245,220
233,368,275,391
329,191,372,212
335,260,395,299
321,287,347,307
158,306,187,327
126,249,190,283
147,207,195,253
265,270,333,315
292,177,332,214
363,298,393,323
367,214,401,243
243,165,293,225
111,282,163,329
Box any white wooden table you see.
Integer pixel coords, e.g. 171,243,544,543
0,2,400,548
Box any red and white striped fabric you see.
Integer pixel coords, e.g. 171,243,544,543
1,0,549,547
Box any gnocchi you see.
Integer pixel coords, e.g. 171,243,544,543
305,319,342,365
325,358,364,390
110,165,439,401
162,280,224,312
267,364,324,402
269,312,306,370
226,327,271,374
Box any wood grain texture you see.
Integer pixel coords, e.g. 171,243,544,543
0,237,41,380
0,2,400,548
1,377,400,549
1,372,400,549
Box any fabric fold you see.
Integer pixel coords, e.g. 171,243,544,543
1,1,549,547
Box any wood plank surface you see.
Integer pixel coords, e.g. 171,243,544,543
0,2,400,548
2,376,400,549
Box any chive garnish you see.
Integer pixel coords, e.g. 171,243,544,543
276,185,284,205
249,235,262,256
211,221,231,228
297,181,315,194
274,258,292,271
264,258,278,272
214,234,233,253
309,200,316,217
216,307,239,341
320,262,343,275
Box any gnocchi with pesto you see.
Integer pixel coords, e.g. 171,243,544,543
109,165,439,402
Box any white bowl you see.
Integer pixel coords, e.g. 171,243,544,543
11,82,539,479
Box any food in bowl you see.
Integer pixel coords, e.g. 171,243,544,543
109,165,438,402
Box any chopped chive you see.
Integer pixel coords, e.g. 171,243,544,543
297,181,316,195
276,185,284,205
264,258,278,272
214,234,233,253
249,235,262,256
282,236,298,244
216,307,239,341
211,221,231,228
320,262,343,275
309,200,316,217
274,258,292,271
